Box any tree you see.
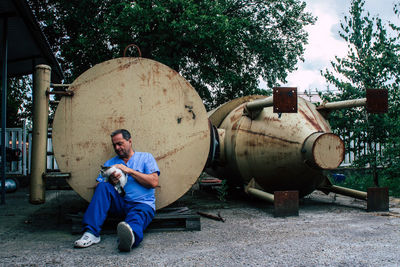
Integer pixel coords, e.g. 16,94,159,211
321,0,400,186
29,0,315,109
0,77,32,127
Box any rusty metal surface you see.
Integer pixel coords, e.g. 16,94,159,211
208,95,265,127
215,97,332,197
366,89,388,113
273,87,297,113
274,191,299,217
367,187,389,212
52,57,210,209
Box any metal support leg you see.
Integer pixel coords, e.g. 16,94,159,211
29,65,51,204
1,18,8,205
367,187,389,212
274,191,299,217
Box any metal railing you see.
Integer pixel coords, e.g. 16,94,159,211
339,131,384,167
27,128,59,173
2,126,383,174
0,126,28,175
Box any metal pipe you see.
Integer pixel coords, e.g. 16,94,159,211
30,65,51,204
45,90,74,96
301,132,345,170
22,120,27,176
246,187,275,203
51,83,71,87
1,17,8,205
327,185,367,200
317,98,366,111
245,96,273,112
244,96,273,119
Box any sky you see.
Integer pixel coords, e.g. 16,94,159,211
260,0,399,95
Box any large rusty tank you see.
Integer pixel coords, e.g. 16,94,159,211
52,57,210,210
207,95,345,198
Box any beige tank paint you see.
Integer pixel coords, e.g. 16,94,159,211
52,57,210,209
216,96,339,197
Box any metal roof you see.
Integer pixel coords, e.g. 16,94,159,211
0,0,64,82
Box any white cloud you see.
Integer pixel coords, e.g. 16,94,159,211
264,0,399,94
279,0,349,92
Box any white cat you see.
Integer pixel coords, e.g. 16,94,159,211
100,165,127,196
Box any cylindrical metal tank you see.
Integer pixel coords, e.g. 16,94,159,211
52,57,210,210
208,96,344,197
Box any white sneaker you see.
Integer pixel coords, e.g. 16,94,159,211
74,232,101,248
117,222,135,252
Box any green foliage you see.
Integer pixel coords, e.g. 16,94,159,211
321,0,400,185
0,77,32,127
216,179,229,202
332,171,400,197
29,0,315,109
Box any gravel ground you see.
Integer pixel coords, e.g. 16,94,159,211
0,187,399,267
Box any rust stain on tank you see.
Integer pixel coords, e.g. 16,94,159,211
69,59,140,90
114,116,126,124
232,121,240,130
101,142,109,152
166,70,177,80
155,145,185,161
118,60,139,71
140,73,147,82
163,88,167,95
306,103,330,131
298,108,323,132
239,129,300,145
246,139,257,147
263,116,281,123
77,141,91,149
153,63,160,75
230,107,244,123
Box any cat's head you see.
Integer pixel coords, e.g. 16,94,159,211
100,165,111,176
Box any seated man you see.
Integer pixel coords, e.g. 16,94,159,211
74,129,160,252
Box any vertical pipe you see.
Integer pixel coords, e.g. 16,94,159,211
1,18,8,205
23,120,27,176
29,65,51,204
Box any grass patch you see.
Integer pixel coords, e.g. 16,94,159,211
331,169,400,197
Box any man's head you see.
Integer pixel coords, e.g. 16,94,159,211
110,129,133,159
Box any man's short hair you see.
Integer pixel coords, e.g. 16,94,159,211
110,129,131,141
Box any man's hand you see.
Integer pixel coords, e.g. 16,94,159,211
109,170,122,185
113,164,130,174
112,163,158,188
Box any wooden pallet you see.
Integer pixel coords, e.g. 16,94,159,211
148,207,201,232
66,207,200,234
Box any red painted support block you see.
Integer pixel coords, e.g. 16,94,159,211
274,191,299,217
367,187,389,212
273,87,297,113
366,89,388,113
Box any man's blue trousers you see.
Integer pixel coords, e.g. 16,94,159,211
82,182,155,247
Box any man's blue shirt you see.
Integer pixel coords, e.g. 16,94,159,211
97,152,160,210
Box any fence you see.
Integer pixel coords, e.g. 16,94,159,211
27,128,59,174
1,126,59,176
0,126,28,175
3,126,384,175
339,131,384,167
